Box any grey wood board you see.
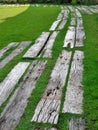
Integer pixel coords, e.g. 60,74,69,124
77,17,83,27
0,60,47,130
69,118,85,130
0,42,19,58
49,20,61,31
23,32,50,58
75,9,82,18
63,26,75,48
43,31,59,58
0,41,31,69
32,50,72,124
62,51,84,114
0,62,30,107
75,27,85,47
58,19,67,30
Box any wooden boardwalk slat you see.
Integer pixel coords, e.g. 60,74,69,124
63,26,75,48
32,51,72,124
69,118,85,130
75,27,85,47
23,32,50,58
49,20,61,31
43,31,59,58
62,51,84,114
75,9,82,18
0,61,47,130
0,42,19,58
0,41,31,69
58,19,67,30
0,62,30,107
77,17,83,27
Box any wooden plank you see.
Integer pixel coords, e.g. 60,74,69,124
32,50,72,124
68,6,74,12
49,20,61,31
75,27,85,47
77,17,83,27
0,41,31,69
58,19,67,30
70,18,76,26
57,13,63,20
43,31,59,58
23,32,50,58
62,51,84,114
0,61,47,130
75,9,82,18
63,26,75,48
0,42,19,58
81,6,92,14
69,118,85,130
0,62,30,107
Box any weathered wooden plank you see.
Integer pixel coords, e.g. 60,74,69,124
0,42,19,58
81,6,92,14
0,41,31,69
75,27,85,47
68,6,74,12
0,62,30,107
58,19,67,30
62,51,84,114
75,9,82,18
69,118,85,130
70,18,76,26
43,31,59,58
63,26,75,48
57,13,63,20
77,17,83,27
23,32,50,58
63,9,69,19
0,61,47,130
49,20,61,31
32,50,72,124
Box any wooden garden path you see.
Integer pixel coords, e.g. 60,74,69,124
0,5,98,130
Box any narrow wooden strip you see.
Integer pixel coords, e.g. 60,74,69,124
0,61,47,130
75,27,85,47
69,118,85,130
81,6,92,14
0,62,30,107
43,31,59,58
63,26,75,48
0,42,19,58
58,19,67,30
23,32,50,58
63,51,84,114
57,13,63,20
32,50,72,124
75,9,82,18
0,41,31,69
70,18,76,26
49,20,61,31
77,17,83,27
68,6,74,12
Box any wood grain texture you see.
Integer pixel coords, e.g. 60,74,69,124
0,61,47,130
69,118,85,130
63,51,84,114
43,31,59,58
0,42,19,58
32,50,72,124
63,26,75,48
0,41,31,69
0,62,30,107
23,32,50,58
75,27,85,47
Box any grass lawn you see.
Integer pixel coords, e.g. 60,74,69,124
0,5,98,130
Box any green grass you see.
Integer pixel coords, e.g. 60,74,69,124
0,5,98,130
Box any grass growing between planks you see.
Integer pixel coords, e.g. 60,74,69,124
82,14,98,130
0,5,60,81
